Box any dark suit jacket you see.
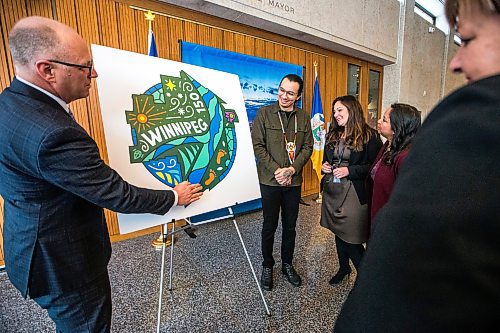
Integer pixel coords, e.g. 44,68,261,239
0,78,175,298
335,75,500,331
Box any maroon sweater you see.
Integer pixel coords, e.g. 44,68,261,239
369,142,410,221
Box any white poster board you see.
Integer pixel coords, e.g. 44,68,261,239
92,44,261,234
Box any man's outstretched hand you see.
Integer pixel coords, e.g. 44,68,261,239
173,181,203,206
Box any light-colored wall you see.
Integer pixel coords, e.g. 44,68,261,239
400,12,447,118
444,40,466,95
161,0,464,118
161,0,400,65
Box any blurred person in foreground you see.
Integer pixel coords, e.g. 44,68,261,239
335,0,500,331
0,16,202,332
368,103,421,223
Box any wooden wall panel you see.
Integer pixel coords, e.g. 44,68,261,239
134,10,148,54
233,33,246,54
96,0,120,48
0,0,27,88
0,1,12,91
0,0,383,256
183,21,198,45
116,2,137,53
166,17,182,61
254,39,266,58
25,0,53,19
153,15,170,58
243,35,255,57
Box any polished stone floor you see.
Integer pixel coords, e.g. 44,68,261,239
0,196,356,332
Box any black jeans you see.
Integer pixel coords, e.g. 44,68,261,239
260,184,301,268
335,235,365,273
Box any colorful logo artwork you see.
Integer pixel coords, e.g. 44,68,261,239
126,71,239,191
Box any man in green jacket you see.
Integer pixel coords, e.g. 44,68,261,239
251,74,313,291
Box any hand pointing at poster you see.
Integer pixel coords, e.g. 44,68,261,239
173,181,203,206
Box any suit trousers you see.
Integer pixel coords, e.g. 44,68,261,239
260,184,301,268
32,271,112,333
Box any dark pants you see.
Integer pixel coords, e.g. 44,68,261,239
32,272,112,333
335,235,365,273
260,184,301,268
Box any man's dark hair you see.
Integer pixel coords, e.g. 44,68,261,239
279,74,303,96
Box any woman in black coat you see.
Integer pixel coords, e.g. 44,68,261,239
320,95,382,285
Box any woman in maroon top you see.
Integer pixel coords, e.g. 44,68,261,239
369,103,421,222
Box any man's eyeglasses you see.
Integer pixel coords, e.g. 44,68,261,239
278,86,298,98
48,59,93,77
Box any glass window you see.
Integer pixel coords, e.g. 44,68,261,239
414,0,449,35
367,70,380,129
347,64,361,100
414,4,435,25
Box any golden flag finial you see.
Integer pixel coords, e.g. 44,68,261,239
313,61,318,76
145,10,155,22
145,11,155,31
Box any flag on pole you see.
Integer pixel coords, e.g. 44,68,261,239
145,10,158,57
310,66,325,182
147,29,158,57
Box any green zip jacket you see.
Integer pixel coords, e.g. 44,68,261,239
251,102,313,187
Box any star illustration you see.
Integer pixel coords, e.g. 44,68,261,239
165,79,176,91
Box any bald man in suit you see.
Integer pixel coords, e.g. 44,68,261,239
0,16,202,332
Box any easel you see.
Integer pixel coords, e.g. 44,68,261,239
155,207,271,333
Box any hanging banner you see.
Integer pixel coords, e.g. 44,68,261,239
181,41,303,125
181,42,303,223
92,44,261,233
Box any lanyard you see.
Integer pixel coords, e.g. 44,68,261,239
333,139,347,167
277,111,297,164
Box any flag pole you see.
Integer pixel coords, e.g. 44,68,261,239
145,10,154,32
312,61,324,203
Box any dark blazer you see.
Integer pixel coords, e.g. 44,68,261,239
0,78,175,298
335,75,500,332
323,132,382,205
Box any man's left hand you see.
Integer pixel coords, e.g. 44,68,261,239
275,167,295,186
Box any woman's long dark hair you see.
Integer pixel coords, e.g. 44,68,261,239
326,95,377,151
383,103,421,165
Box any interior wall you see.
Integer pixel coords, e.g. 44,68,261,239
164,1,467,120
444,39,466,95
161,0,401,65
0,0,383,265
399,12,447,118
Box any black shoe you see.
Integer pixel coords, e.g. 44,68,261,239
282,263,302,287
261,267,273,291
329,269,351,285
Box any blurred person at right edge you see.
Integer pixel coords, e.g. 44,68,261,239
320,95,381,286
368,103,421,224
334,0,500,332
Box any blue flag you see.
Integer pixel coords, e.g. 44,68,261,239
148,30,158,57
